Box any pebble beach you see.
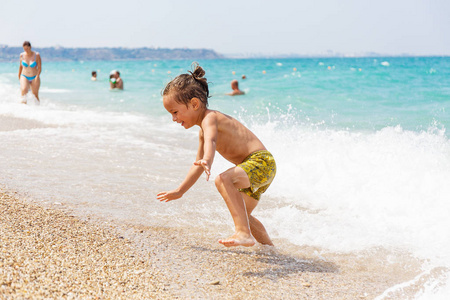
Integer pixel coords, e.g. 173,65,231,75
1,189,424,299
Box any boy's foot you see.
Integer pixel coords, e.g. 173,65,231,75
218,233,256,247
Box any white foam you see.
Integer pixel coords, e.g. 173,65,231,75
260,124,450,252
40,88,71,93
246,121,450,297
415,274,450,300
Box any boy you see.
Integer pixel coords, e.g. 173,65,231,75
157,64,276,247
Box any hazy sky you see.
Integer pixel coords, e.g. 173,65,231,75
1,0,449,56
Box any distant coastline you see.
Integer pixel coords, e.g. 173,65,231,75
0,45,447,62
0,46,224,62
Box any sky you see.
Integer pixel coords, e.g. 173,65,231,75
1,0,449,56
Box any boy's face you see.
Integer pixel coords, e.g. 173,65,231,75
163,94,199,129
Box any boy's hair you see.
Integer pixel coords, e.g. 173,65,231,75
92,71,97,76
23,41,31,47
162,62,210,107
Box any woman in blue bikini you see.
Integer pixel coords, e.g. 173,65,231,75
18,41,42,104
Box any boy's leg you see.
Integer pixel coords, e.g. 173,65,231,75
215,166,256,247
241,192,273,246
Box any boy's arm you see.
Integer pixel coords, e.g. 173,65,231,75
193,114,218,181
157,130,205,202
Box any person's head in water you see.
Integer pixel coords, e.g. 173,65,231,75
109,74,116,83
231,79,239,90
227,79,244,96
162,62,210,108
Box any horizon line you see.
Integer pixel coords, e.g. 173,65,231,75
1,44,448,58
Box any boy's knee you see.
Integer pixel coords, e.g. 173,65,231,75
214,173,224,188
214,172,231,188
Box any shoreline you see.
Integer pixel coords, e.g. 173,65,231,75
0,188,425,299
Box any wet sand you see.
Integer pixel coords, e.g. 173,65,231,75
0,188,423,299
0,115,55,132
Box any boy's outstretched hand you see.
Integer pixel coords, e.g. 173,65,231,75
193,159,211,181
157,190,183,202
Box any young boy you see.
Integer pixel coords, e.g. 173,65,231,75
157,64,276,247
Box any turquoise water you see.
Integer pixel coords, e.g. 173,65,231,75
1,57,450,298
1,57,449,133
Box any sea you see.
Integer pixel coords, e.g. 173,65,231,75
1,57,449,299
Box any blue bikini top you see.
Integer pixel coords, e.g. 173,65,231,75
21,53,38,68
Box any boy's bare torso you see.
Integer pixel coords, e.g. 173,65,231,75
200,110,266,165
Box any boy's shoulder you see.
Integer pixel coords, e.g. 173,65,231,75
204,109,231,120
202,110,236,127
203,109,221,122
203,110,249,135
202,109,240,130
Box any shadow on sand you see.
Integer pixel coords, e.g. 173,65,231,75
190,246,338,280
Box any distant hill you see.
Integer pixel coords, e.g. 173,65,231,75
0,46,224,62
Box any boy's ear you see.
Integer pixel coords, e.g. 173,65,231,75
190,97,200,110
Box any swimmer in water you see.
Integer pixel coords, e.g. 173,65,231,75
226,79,245,96
109,70,123,90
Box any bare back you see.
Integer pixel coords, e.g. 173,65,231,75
200,110,266,165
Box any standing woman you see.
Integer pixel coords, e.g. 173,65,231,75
18,41,42,104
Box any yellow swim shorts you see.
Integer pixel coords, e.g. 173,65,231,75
237,150,276,200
